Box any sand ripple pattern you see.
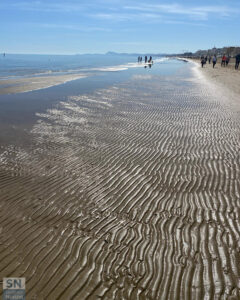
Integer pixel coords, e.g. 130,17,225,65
0,74,240,300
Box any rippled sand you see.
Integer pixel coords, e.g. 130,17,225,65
0,69,240,299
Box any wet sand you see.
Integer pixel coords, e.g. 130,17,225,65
0,64,240,299
0,73,87,95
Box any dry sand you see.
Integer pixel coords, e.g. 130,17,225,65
189,58,240,101
201,61,240,96
0,64,240,299
0,73,87,95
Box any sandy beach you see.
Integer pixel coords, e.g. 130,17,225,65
0,74,87,95
0,61,240,299
189,58,240,99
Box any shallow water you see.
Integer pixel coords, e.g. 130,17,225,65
0,54,169,79
0,58,184,146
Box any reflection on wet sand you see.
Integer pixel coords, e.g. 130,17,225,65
0,69,240,299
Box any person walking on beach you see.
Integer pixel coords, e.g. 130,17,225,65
145,56,147,63
208,56,211,64
201,56,205,68
235,54,240,70
221,54,226,67
212,55,217,68
226,55,230,66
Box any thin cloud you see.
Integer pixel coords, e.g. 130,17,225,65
0,1,91,13
2,1,239,26
3,1,238,21
88,2,239,24
92,12,162,21
124,3,239,20
90,12,207,26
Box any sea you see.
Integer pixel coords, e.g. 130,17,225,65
0,53,186,81
0,54,154,78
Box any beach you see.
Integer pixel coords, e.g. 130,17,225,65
0,59,240,299
190,58,240,96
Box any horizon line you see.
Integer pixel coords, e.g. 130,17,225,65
1,52,170,56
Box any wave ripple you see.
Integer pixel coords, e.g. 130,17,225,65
0,74,240,300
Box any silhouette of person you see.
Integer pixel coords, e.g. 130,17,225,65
212,55,217,68
226,55,230,66
221,54,226,67
235,54,240,70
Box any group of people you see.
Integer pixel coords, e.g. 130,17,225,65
220,54,231,67
200,54,240,69
200,55,217,68
138,56,153,64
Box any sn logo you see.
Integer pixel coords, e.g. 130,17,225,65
3,278,25,290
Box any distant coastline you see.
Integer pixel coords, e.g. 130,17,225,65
170,46,240,59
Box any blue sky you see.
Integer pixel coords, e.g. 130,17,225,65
1,0,240,54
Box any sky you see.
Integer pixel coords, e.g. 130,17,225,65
0,0,240,54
